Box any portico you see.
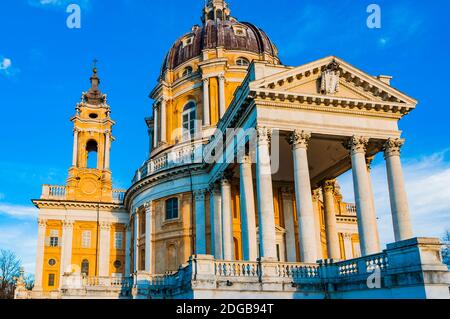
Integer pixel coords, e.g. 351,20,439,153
193,56,417,265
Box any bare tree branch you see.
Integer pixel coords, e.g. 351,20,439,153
0,249,22,299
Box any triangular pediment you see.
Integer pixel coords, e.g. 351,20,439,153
249,56,417,107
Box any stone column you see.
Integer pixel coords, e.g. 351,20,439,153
160,98,167,144
366,156,381,248
60,220,74,281
347,136,380,256
312,189,323,260
240,156,258,261
148,126,154,155
210,185,223,259
34,218,47,290
289,130,318,263
202,78,211,126
221,177,234,260
218,74,226,118
322,180,341,260
153,107,159,148
281,188,297,262
72,129,79,166
98,221,111,277
384,138,414,241
125,224,132,276
343,233,354,260
144,202,153,273
104,131,111,170
195,190,207,255
133,210,140,272
256,127,277,260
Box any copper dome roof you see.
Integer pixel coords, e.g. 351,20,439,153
160,19,279,79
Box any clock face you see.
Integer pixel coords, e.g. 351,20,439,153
80,177,98,196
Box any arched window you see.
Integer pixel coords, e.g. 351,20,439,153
182,66,193,77
216,9,223,20
86,140,98,169
182,102,197,140
236,57,250,67
165,198,179,220
81,259,89,276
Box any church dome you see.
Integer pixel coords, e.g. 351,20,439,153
160,1,279,79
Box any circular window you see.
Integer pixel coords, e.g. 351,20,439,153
113,260,122,269
48,259,57,266
89,113,98,119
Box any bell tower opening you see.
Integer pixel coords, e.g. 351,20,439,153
86,140,98,169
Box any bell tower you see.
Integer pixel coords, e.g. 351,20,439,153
66,65,115,203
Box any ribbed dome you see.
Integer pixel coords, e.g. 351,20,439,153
160,19,279,79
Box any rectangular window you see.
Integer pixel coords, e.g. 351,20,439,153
48,274,55,287
49,230,59,247
114,232,123,250
165,198,179,220
82,231,91,248
140,213,146,236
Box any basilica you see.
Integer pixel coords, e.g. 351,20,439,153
16,0,449,299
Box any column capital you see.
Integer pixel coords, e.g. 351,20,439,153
194,189,207,201
240,155,253,165
323,179,337,193
343,233,354,240
202,77,210,84
144,202,153,215
366,155,375,170
208,182,221,194
218,73,226,81
219,171,234,186
62,219,75,229
38,218,47,228
312,189,322,201
99,221,112,230
288,130,311,149
346,135,369,155
256,126,272,144
383,138,404,159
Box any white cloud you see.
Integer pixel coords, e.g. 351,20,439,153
0,203,38,220
0,56,19,78
0,58,12,70
338,150,450,247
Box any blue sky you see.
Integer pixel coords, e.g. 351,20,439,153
0,0,449,274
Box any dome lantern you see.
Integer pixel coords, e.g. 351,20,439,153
202,0,231,23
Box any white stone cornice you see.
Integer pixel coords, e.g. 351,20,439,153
252,88,414,116
32,199,125,210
